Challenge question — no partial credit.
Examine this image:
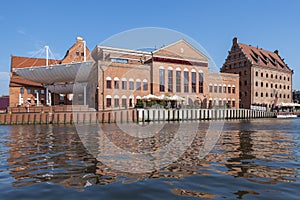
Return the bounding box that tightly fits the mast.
[45,45,49,66]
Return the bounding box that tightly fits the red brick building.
[12,39,239,111]
[91,40,239,110]
[9,36,90,108]
[221,37,293,110]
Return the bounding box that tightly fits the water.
[0,118,300,199]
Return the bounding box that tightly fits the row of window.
[105,95,137,108]
[255,71,290,81]
[208,99,236,108]
[208,84,236,94]
[228,52,243,61]
[159,68,204,93]
[106,77,148,91]
[226,61,247,69]
[255,81,290,90]
[20,88,45,95]
[255,92,290,99]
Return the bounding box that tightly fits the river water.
[0,118,299,199]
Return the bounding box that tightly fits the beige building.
[221,37,293,110]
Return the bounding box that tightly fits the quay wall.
[0,109,275,125]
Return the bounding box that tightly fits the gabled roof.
[238,43,292,73]
[153,40,209,62]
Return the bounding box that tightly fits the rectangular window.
[199,72,203,93]
[219,85,222,93]
[168,69,173,92]
[136,81,141,90]
[111,58,128,63]
[223,86,226,93]
[27,89,31,94]
[143,81,148,91]
[122,81,127,90]
[209,85,213,93]
[232,101,235,107]
[191,72,196,93]
[41,90,45,94]
[176,71,181,93]
[106,80,112,89]
[184,71,189,93]
[114,98,119,107]
[114,80,119,89]
[129,81,134,90]
[159,69,165,92]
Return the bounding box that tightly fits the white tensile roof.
[13,62,93,94]
[13,62,93,85]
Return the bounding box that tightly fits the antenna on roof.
[45,45,49,66]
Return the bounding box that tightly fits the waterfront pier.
[0,108,276,125]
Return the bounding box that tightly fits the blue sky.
[1,0,300,96]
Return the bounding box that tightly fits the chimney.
[274,50,279,55]
[233,37,238,44]
[76,36,84,42]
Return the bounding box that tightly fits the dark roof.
[238,43,292,73]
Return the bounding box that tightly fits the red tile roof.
[238,43,292,73]
[11,56,60,69]
[10,56,61,87]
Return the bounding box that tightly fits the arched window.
[114,95,119,107]
[136,79,141,90]
[106,77,112,89]
[122,78,127,90]
[114,77,120,89]
[106,95,112,107]
[121,95,127,107]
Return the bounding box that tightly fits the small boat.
[276,114,298,119]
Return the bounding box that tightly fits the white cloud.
[0,72,9,81]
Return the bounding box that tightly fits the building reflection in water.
[6,121,298,196]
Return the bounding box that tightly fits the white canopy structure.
[47,83,86,94]
[141,94,160,100]
[170,94,185,101]
[13,62,94,105]
[13,62,93,86]
[279,102,300,107]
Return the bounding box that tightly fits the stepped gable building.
[9,37,90,107]
[221,37,293,110]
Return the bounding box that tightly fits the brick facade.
[221,37,293,110]
[9,37,90,108]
